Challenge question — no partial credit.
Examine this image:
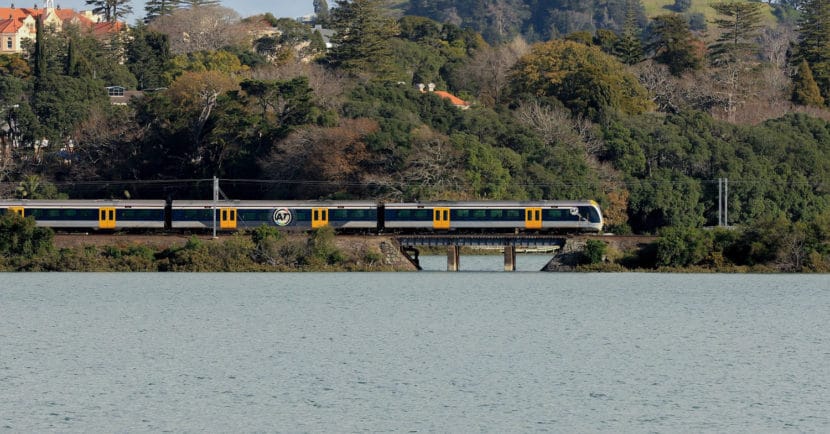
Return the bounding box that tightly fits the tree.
[709,1,763,66]
[510,39,653,120]
[126,23,171,90]
[708,1,763,121]
[0,212,53,259]
[646,14,702,76]
[314,0,330,21]
[85,0,134,23]
[34,16,46,81]
[793,0,830,101]
[614,0,644,65]
[326,0,399,77]
[461,38,528,106]
[144,0,180,22]
[149,5,245,55]
[259,118,377,198]
[792,59,824,106]
[178,0,220,6]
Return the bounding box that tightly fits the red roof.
[0,7,102,32]
[433,90,470,107]
[0,17,23,33]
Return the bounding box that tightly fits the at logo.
[273,208,292,226]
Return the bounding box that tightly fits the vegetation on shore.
[0,213,397,272]
[3,211,829,272]
[2,1,830,271]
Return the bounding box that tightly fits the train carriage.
[170,200,378,230]
[0,200,167,229]
[383,200,603,233]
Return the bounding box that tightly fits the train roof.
[383,200,599,208]
[171,200,379,207]
[0,199,166,206]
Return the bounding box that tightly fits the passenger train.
[0,199,604,233]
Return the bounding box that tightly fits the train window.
[490,210,503,219]
[506,210,521,219]
[414,210,429,220]
[332,209,348,220]
[47,209,60,218]
[443,210,449,220]
[397,210,411,219]
[456,209,469,219]
[472,210,486,219]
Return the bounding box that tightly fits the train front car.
[0,199,167,230]
[383,200,603,233]
[539,200,603,233]
[170,200,378,231]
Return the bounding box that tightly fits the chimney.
[417,83,425,92]
[428,83,435,92]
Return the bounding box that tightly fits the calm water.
[1,272,829,432]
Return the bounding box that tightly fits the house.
[106,86,144,105]
[417,83,471,109]
[0,1,115,55]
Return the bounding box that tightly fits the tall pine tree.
[709,1,763,66]
[85,0,134,23]
[327,0,399,77]
[794,0,830,101]
[144,0,179,22]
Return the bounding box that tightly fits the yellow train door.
[433,207,451,230]
[312,208,329,229]
[99,207,116,229]
[220,207,237,230]
[9,207,24,218]
[525,208,542,230]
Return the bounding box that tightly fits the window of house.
[6,38,11,49]
[107,87,125,97]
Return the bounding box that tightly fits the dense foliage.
[2,0,830,270]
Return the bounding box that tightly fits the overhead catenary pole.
[718,178,723,227]
[724,178,728,227]
[213,176,218,238]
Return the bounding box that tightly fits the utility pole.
[717,178,729,227]
[213,176,218,238]
[718,178,723,227]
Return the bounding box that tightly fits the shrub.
[582,239,607,264]
[0,212,54,259]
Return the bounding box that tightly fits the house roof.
[0,16,22,33]
[433,90,470,107]
[0,7,104,33]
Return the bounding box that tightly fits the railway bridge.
[395,234,572,271]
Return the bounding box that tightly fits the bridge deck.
[395,234,568,247]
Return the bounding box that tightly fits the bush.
[582,239,607,264]
[655,227,713,267]
[0,212,54,259]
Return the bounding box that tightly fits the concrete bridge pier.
[504,246,516,271]
[447,245,460,271]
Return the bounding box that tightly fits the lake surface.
[1,272,828,432]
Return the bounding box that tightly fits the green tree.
[655,226,712,267]
[510,39,652,120]
[314,0,330,21]
[144,0,179,22]
[326,0,400,77]
[0,212,54,259]
[34,17,46,81]
[614,0,644,65]
[85,0,134,23]
[792,59,825,106]
[646,14,702,76]
[709,1,763,66]
[126,23,171,90]
[794,0,830,100]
